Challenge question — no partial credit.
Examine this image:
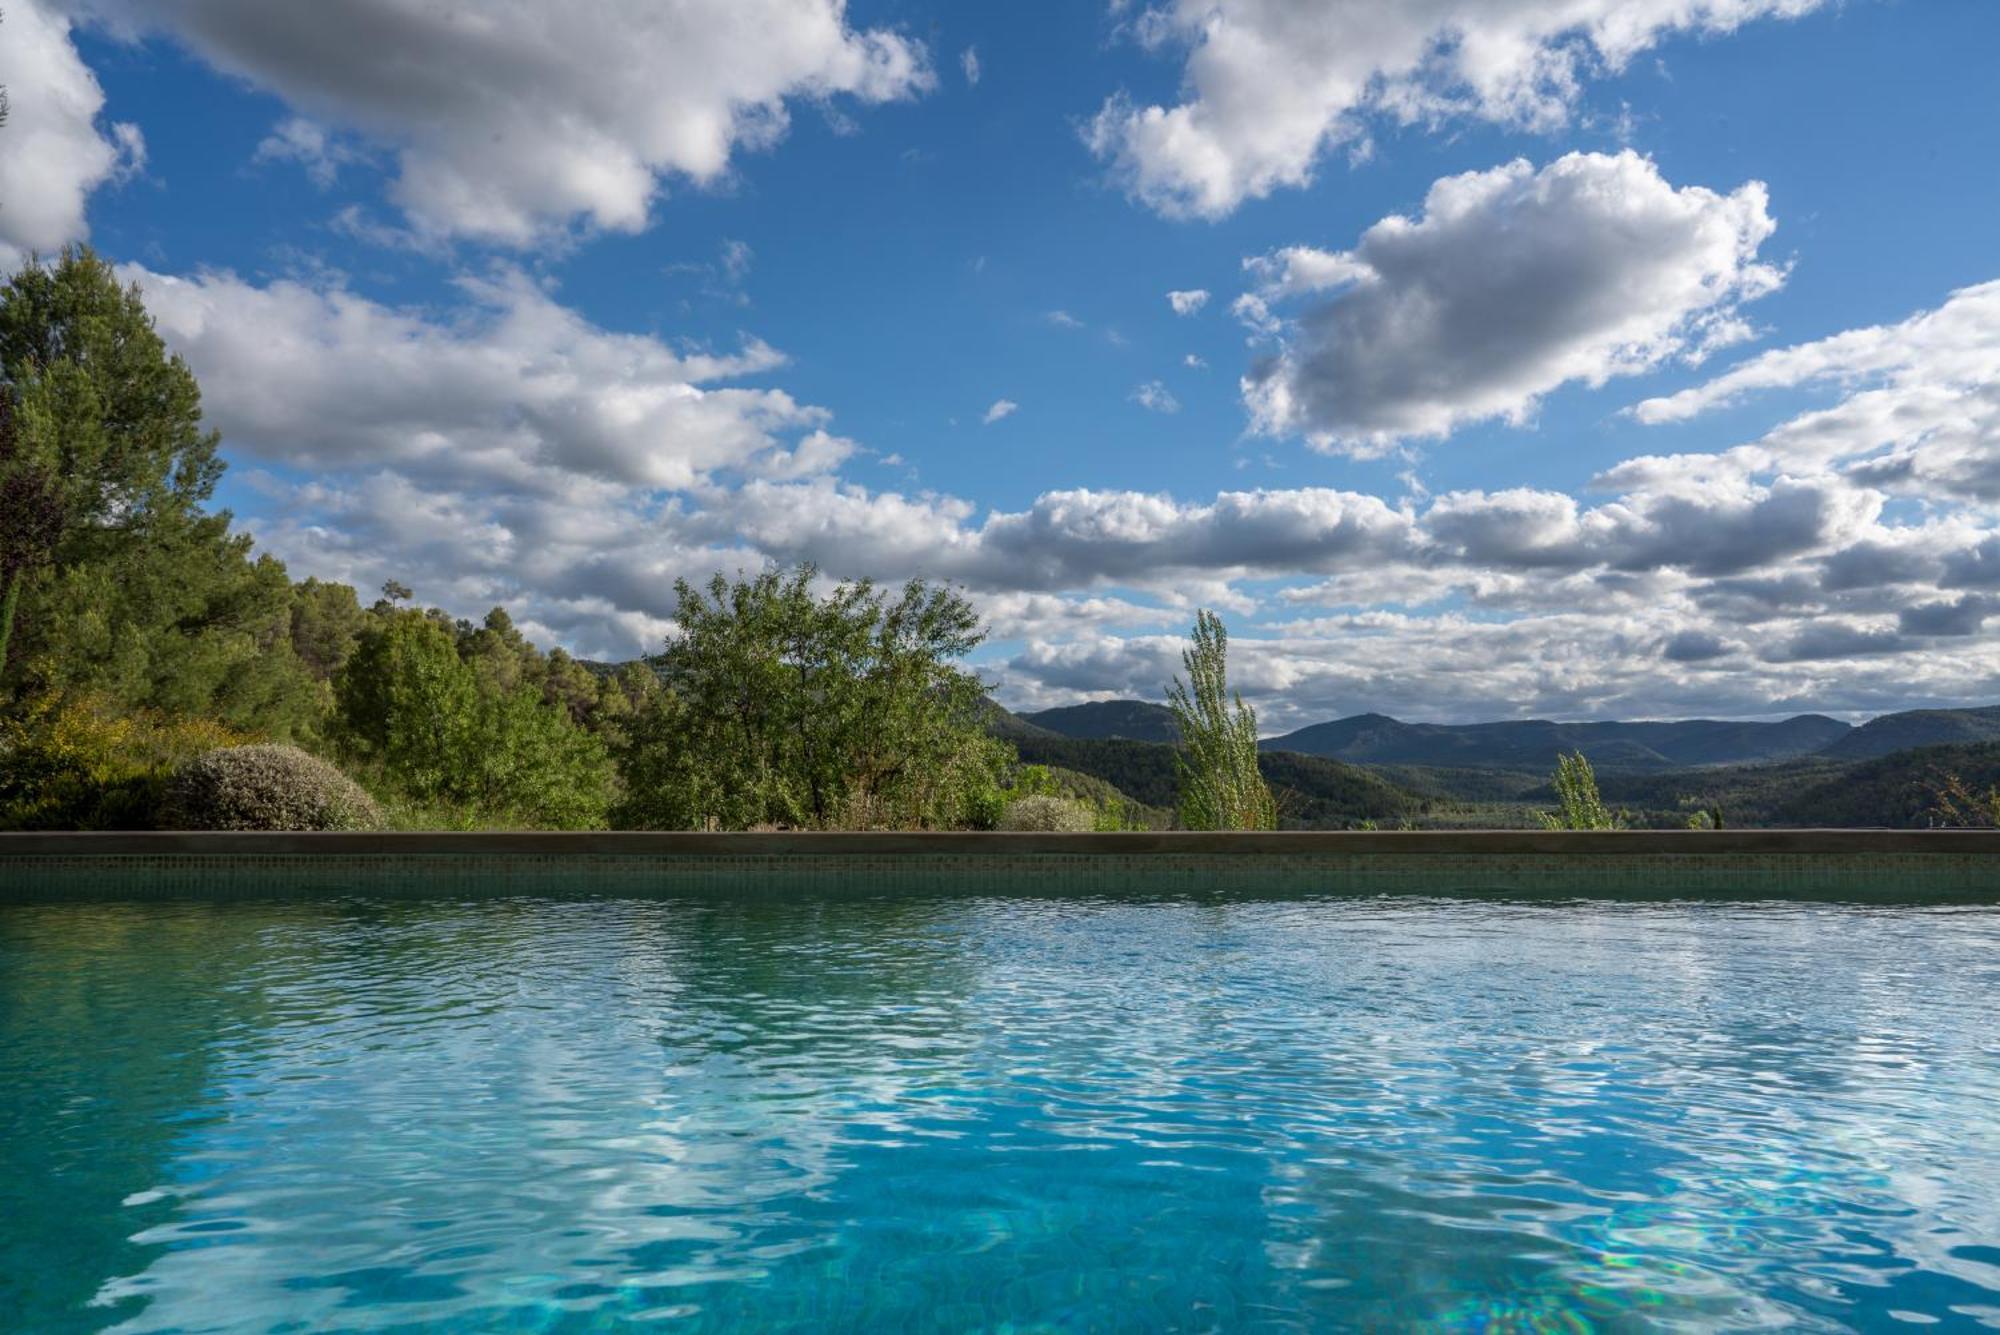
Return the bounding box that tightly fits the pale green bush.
[163,745,383,831]
[998,794,1095,832]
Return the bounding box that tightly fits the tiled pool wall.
[4,831,1999,901]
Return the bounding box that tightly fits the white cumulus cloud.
[1167,288,1210,316]
[1241,151,1782,452]
[0,0,145,264]
[1630,280,2000,503]
[982,399,1019,424]
[1087,0,1825,219]
[72,0,932,245]
[125,264,839,492]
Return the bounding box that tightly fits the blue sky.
[4,0,1997,725]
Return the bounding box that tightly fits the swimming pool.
[5,890,1998,1331]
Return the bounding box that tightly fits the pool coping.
[4,829,1999,856]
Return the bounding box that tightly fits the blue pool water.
[4,894,1999,1332]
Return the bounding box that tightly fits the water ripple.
[3,896,1998,1331]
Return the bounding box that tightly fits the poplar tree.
[1166,610,1277,831]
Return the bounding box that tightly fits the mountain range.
[1015,701,2000,772]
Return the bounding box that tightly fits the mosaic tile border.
[5,832,1998,902]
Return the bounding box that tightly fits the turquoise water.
[4,895,1999,1332]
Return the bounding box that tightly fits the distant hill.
[1019,700,1179,744]
[1004,732,1426,828]
[1261,713,1850,772]
[981,699,1062,742]
[1815,706,2000,761]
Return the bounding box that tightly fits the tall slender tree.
[1166,610,1276,831]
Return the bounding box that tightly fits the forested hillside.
[1006,731,1427,828]
[1817,707,2000,761]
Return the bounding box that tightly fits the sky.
[2,0,1997,728]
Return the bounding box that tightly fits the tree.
[333,612,612,828]
[1166,610,1276,831]
[335,615,480,802]
[616,565,1008,830]
[0,390,63,675]
[1538,751,1621,830]
[0,249,323,734]
[0,248,224,535]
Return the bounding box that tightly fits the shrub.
[162,744,383,831]
[0,694,244,829]
[998,794,1095,832]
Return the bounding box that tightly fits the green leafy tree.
[617,565,1008,830]
[335,615,481,802]
[1166,610,1277,831]
[334,612,613,828]
[0,390,64,675]
[1538,751,1621,830]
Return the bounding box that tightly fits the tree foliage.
[0,249,326,732]
[1166,610,1276,831]
[1537,751,1621,830]
[617,566,1007,830]
[334,613,612,829]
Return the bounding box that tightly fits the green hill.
[1263,712,1851,772]
[1815,706,2000,761]
[1019,700,1180,743]
[1004,732,1427,828]
[1772,742,2000,827]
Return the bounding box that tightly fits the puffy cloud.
[111,261,1994,718]
[982,399,1019,425]
[1087,0,1823,219]
[1631,280,2000,503]
[1899,597,1996,639]
[1130,381,1181,414]
[1764,621,1908,663]
[125,264,835,492]
[1167,288,1210,316]
[1241,152,1781,452]
[0,0,145,263]
[999,605,1994,727]
[961,46,981,86]
[73,0,931,244]
[253,117,362,189]
[1662,630,1733,663]
[700,483,1423,596]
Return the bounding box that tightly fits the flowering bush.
[0,695,244,829]
[162,745,383,831]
